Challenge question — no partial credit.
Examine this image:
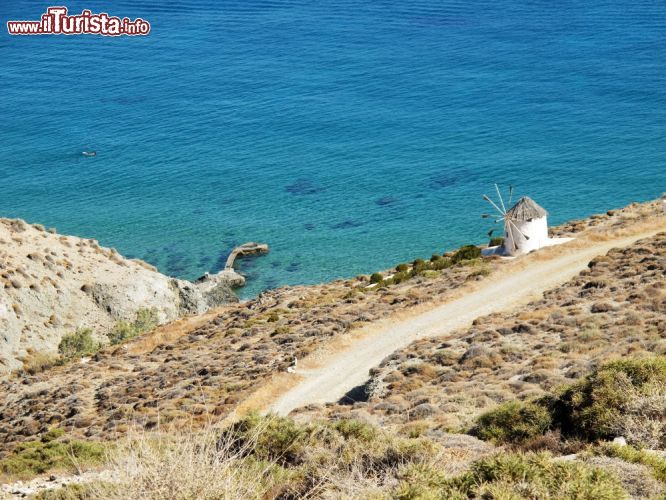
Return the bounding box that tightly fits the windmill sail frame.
[482,185,548,256]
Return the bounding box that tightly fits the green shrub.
[395,263,410,272]
[435,452,627,499]
[489,236,504,247]
[391,271,410,285]
[107,308,159,345]
[473,400,552,444]
[34,483,102,500]
[106,321,135,345]
[451,245,482,264]
[0,430,106,478]
[370,272,384,284]
[133,308,159,332]
[224,413,326,466]
[473,358,666,448]
[555,358,666,442]
[332,419,377,442]
[410,260,432,276]
[431,257,452,270]
[223,413,435,475]
[58,328,99,360]
[430,254,442,262]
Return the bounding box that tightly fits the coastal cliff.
[0,218,240,375]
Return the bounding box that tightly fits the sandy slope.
[270,223,665,416]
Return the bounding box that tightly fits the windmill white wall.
[500,196,550,256]
[503,215,549,255]
[482,190,573,258]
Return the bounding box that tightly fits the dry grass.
[232,373,303,419]
[82,413,489,499]
[127,308,227,356]
[42,414,627,500]
[93,426,271,499]
[21,351,58,375]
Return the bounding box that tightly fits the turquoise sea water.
[2,1,665,297]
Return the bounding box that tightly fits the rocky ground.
[0,199,663,499]
[0,218,240,375]
[293,231,666,437]
[0,200,660,454]
[0,246,502,455]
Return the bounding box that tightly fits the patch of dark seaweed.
[332,220,364,230]
[285,179,324,195]
[375,196,399,206]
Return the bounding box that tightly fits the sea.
[2,0,665,298]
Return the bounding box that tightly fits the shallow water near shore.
[2,0,665,297]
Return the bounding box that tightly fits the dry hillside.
[0,200,660,457]
[294,231,666,435]
[0,219,239,375]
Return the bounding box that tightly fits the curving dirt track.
[270,223,666,416]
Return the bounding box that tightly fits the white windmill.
[482,185,550,256]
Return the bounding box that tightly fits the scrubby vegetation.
[370,272,384,284]
[34,483,101,500]
[473,357,666,449]
[57,328,99,360]
[556,358,666,447]
[0,206,662,494]
[451,244,482,264]
[21,352,59,375]
[0,428,106,479]
[92,414,440,498]
[223,412,435,473]
[370,243,485,288]
[591,443,666,484]
[0,237,504,455]
[63,415,627,499]
[308,232,666,444]
[472,400,553,444]
[107,308,159,345]
[20,308,159,375]
[396,452,627,499]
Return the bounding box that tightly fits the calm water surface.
[2,1,665,296]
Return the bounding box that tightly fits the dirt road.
[270,224,665,416]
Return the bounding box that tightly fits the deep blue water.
[2,1,665,297]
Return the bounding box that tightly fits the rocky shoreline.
[0,219,260,375]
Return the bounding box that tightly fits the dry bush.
[395,451,627,499]
[21,352,59,375]
[94,426,271,500]
[611,383,666,449]
[557,358,666,445]
[94,414,443,499]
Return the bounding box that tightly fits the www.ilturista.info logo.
[7,6,151,36]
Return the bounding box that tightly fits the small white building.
[502,196,549,256]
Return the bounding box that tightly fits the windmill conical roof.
[505,196,547,221]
